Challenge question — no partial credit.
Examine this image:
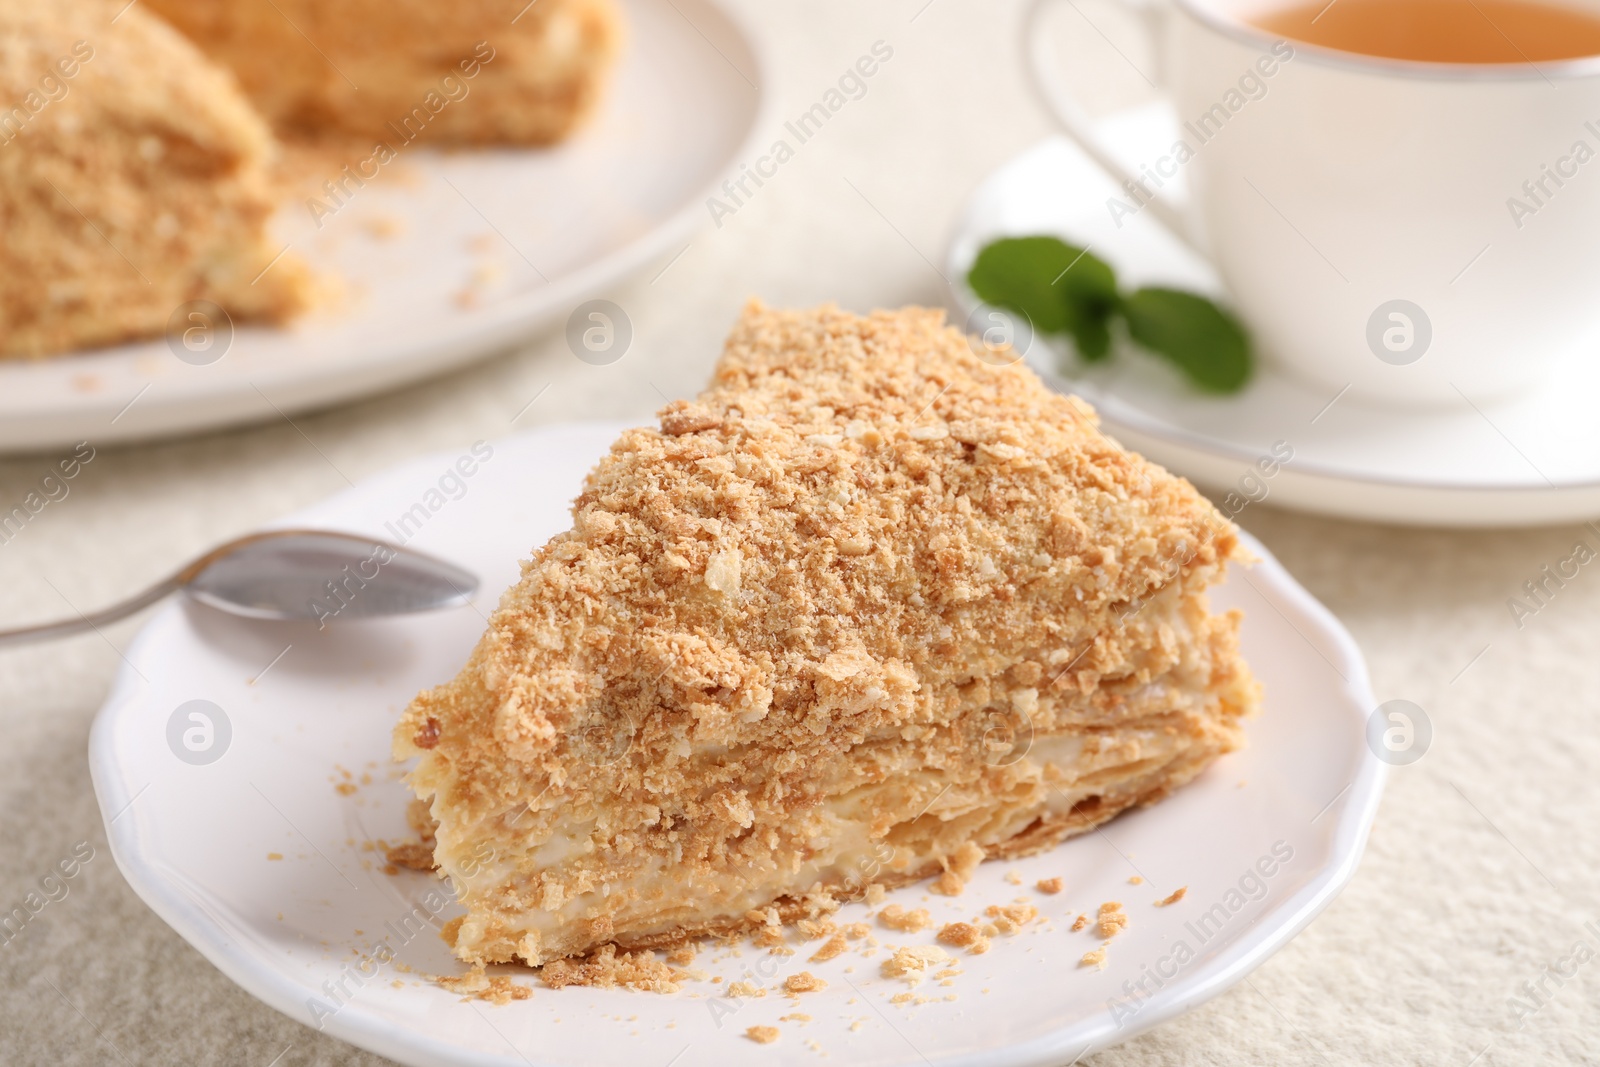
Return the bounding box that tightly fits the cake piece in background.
[0,0,312,359]
[144,0,622,146]
[396,301,1260,967]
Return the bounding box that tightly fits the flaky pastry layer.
[145,0,621,146]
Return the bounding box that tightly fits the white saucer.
[0,0,768,453]
[90,421,1384,1067]
[946,113,1600,527]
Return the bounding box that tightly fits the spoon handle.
[0,578,179,648]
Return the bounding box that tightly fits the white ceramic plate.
[946,109,1600,526]
[1,0,768,453]
[90,421,1385,1067]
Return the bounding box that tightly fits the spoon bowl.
[0,529,480,647]
[182,531,478,622]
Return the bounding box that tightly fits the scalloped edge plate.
[1,0,771,452]
[90,421,1385,1066]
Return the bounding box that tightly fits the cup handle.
[1022,0,1201,253]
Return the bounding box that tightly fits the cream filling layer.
[446,714,1213,963]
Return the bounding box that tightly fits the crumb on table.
[1035,877,1063,895]
[746,1025,780,1045]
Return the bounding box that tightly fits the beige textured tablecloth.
[3,2,1598,1063]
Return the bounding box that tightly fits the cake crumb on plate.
[878,905,933,933]
[810,934,848,962]
[936,921,991,955]
[985,903,1038,934]
[784,972,827,994]
[435,966,532,1004]
[1097,902,1128,939]
[881,945,952,983]
[540,944,683,994]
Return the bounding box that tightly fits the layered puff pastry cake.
[144,0,622,146]
[396,302,1260,968]
[1,0,618,359]
[0,0,311,359]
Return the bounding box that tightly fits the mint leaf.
[1122,287,1253,393]
[967,238,1254,392]
[1053,247,1119,363]
[968,236,1119,361]
[1064,298,1115,362]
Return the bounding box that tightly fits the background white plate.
[0,0,768,453]
[946,111,1600,527]
[90,422,1385,1067]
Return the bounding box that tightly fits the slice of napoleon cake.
[395,301,1260,967]
[0,0,312,358]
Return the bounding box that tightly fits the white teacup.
[1026,0,1600,407]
